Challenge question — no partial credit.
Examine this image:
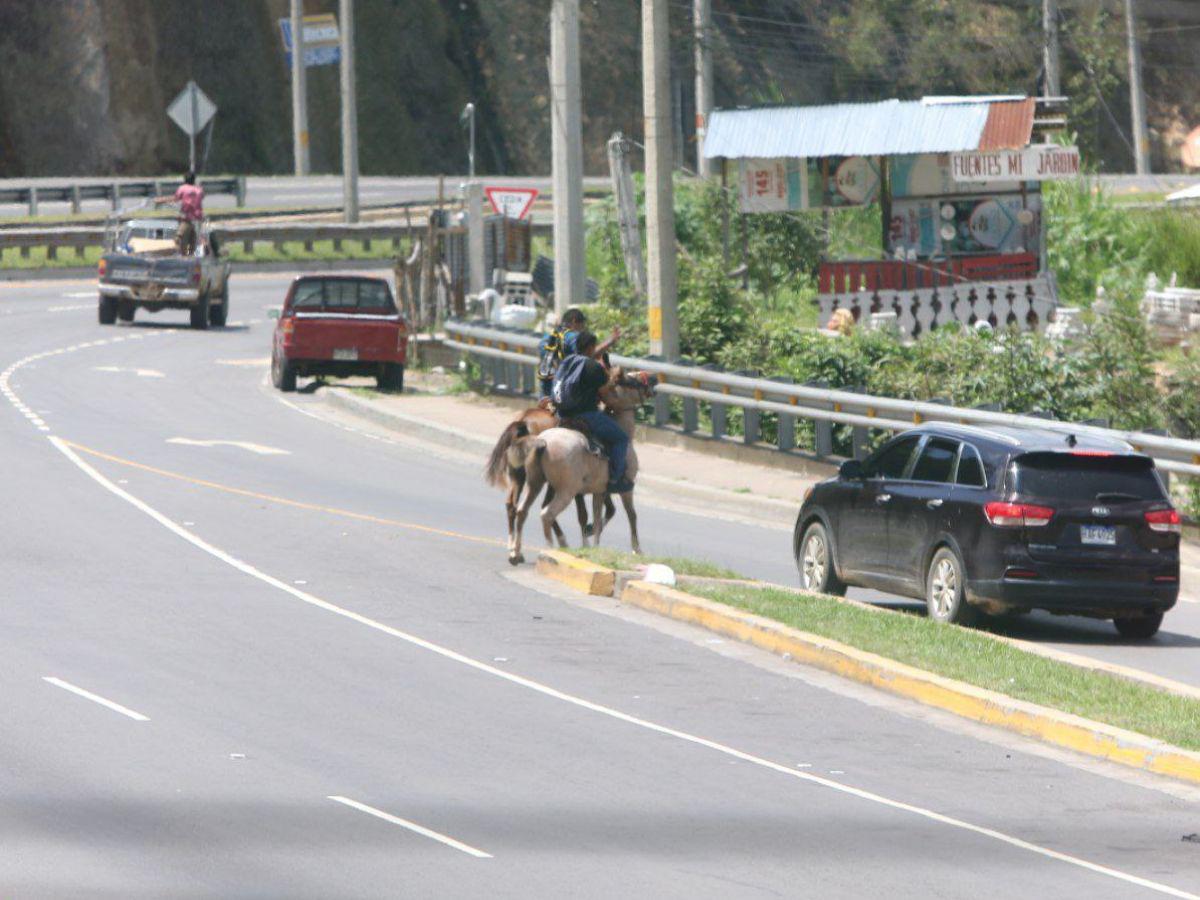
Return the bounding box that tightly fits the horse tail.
[485,419,529,488]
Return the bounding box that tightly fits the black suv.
[794,424,1181,638]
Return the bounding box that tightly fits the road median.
[536,548,1200,786]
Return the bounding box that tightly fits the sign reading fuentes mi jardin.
[950,145,1081,182]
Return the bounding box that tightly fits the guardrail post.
[770,375,796,451]
[236,176,247,207]
[520,357,535,395]
[1145,428,1172,491]
[807,379,834,457]
[643,355,670,426]
[333,237,343,252]
[850,385,870,459]
[110,183,121,212]
[70,185,82,214]
[735,369,761,445]
[28,187,38,217]
[677,359,698,433]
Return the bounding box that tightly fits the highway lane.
[1,276,1199,897]
[0,175,611,219]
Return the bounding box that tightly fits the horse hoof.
[508,553,524,566]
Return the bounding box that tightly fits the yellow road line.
[62,439,503,548]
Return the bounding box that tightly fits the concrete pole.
[291,0,310,176]
[1125,0,1151,174]
[466,181,486,296]
[643,0,679,360]
[1042,0,1060,97]
[693,0,713,177]
[340,0,360,222]
[550,0,585,314]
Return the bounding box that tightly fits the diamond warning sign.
[485,187,539,220]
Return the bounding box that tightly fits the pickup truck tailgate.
[290,312,405,362]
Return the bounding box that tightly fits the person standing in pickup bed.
[154,171,204,256]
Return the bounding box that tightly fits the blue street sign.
[279,15,341,68]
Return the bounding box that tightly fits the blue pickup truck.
[97,218,231,330]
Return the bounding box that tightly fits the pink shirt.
[174,184,205,222]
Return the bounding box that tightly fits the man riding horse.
[550,329,635,496]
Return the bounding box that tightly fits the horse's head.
[600,366,657,412]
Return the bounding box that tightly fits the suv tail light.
[281,317,295,339]
[1145,508,1182,534]
[97,259,108,277]
[984,501,1055,527]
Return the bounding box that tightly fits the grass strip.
[568,547,744,580]
[687,581,1200,751]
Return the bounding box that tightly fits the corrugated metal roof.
[978,99,1035,151]
[703,97,1030,160]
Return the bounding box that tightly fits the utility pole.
[291,0,310,176]
[1042,0,1060,97]
[550,0,584,314]
[1125,0,1151,174]
[606,133,647,297]
[340,0,360,222]
[693,0,713,177]
[461,102,477,179]
[644,0,679,360]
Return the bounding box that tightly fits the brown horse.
[486,404,612,551]
[505,369,653,565]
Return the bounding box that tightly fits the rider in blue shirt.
[554,330,633,495]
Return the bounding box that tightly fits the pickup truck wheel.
[272,352,297,392]
[117,301,135,323]
[377,364,405,393]
[98,296,117,325]
[190,291,210,330]
[208,281,228,327]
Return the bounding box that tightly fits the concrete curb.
[536,550,616,596]
[616,579,1200,786]
[534,549,1200,786]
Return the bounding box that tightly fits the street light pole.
[291,0,310,176]
[1125,0,1151,174]
[462,102,476,179]
[339,0,359,222]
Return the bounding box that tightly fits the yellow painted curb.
[536,550,616,597]
[620,580,1200,786]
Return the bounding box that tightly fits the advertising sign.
[950,145,1081,182]
[279,13,341,67]
[890,195,1041,258]
[738,158,809,213]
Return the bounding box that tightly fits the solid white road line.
[43,677,150,722]
[327,796,492,858]
[46,434,1198,899]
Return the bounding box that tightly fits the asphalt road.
[2,274,1199,898]
[0,175,611,219]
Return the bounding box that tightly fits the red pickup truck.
[270,275,408,392]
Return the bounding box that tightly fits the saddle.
[557,417,608,460]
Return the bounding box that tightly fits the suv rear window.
[1011,453,1166,502]
[911,438,959,483]
[292,279,396,312]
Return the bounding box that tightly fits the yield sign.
[485,187,539,220]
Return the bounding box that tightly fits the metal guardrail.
[0,177,245,216]
[0,218,551,262]
[444,318,1200,478]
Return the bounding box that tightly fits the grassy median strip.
[686,581,1200,751]
[569,547,744,580]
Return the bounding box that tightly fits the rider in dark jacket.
[553,330,633,494]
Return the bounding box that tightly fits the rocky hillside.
[1,0,1198,178]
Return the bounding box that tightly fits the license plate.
[332,348,358,361]
[1081,524,1117,546]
